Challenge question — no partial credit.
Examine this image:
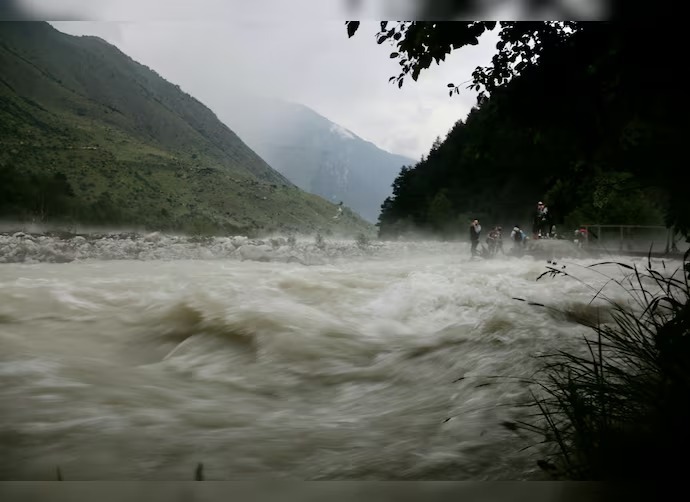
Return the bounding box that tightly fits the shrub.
[515,250,690,480]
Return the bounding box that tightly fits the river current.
[0,232,675,480]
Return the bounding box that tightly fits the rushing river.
[0,232,678,480]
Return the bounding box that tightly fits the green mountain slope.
[0,22,372,236]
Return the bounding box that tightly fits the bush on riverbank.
[519,251,690,480]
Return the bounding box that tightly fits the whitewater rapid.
[0,233,677,480]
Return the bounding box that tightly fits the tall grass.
[518,249,690,480]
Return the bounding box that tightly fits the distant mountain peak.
[328,123,357,141]
[220,96,415,223]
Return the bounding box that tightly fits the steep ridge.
[0,22,372,236]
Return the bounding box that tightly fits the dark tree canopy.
[347,22,687,238]
[346,21,579,97]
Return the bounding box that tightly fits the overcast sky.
[40,2,502,159]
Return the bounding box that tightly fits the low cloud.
[50,17,497,159]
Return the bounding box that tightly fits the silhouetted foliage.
[516,253,690,480]
[347,21,577,98]
[353,22,685,238]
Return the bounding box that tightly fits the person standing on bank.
[469,219,482,257]
[533,201,549,238]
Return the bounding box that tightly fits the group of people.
[468,201,552,258]
[469,219,528,258]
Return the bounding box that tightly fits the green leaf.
[447,83,455,88]
[390,52,399,58]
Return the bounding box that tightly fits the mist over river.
[0,232,675,480]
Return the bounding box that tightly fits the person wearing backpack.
[511,225,526,251]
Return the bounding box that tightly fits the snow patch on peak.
[330,123,355,140]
